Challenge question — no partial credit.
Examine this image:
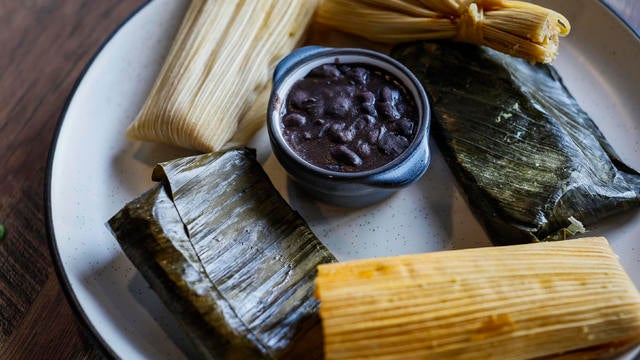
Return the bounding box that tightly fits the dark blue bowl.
[267,46,431,207]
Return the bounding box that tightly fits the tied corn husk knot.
[316,0,571,63]
[455,1,485,45]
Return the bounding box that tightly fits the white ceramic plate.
[47,0,640,358]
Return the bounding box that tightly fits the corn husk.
[316,0,571,63]
[126,0,316,152]
[315,237,640,359]
[224,85,271,149]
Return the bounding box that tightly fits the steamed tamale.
[126,0,317,152]
[392,41,640,244]
[315,237,640,360]
[317,0,571,63]
[108,149,336,359]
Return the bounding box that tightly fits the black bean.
[346,67,369,85]
[281,62,419,172]
[339,127,355,143]
[362,103,376,116]
[309,64,341,78]
[302,97,324,117]
[395,101,407,115]
[367,126,381,144]
[326,96,351,117]
[380,86,400,104]
[282,113,306,127]
[338,64,351,73]
[350,118,367,132]
[378,132,409,156]
[357,91,377,115]
[376,125,387,144]
[357,91,375,105]
[356,141,372,157]
[331,145,363,167]
[288,89,309,110]
[318,123,331,138]
[395,118,415,137]
[362,114,377,125]
[329,122,355,143]
[377,101,400,121]
[284,130,302,149]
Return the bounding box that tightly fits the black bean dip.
[281,62,419,172]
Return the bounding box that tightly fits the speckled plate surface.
[47,0,640,358]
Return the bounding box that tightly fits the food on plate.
[225,85,272,149]
[126,0,317,152]
[281,62,420,172]
[108,149,336,359]
[392,41,640,244]
[268,46,431,207]
[317,0,571,64]
[315,237,640,360]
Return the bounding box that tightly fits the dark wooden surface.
[0,1,145,359]
[0,1,637,359]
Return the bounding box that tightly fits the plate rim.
[43,1,640,358]
[599,0,640,38]
[44,1,153,358]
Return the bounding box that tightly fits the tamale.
[391,41,640,244]
[317,0,570,63]
[315,237,640,360]
[108,149,336,359]
[224,85,271,149]
[126,0,317,152]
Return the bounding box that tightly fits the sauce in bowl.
[281,63,419,172]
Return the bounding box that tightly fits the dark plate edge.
[43,0,640,359]
[44,1,152,358]
[599,0,640,38]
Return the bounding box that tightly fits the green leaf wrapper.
[108,148,336,359]
[392,42,640,244]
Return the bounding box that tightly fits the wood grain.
[0,0,637,358]
[0,0,144,358]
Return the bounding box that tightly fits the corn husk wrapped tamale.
[317,0,570,63]
[126,0,317,152]
[108,149,336,359]
[391,41,640,244]
[315,237,640,360]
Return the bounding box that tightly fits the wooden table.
[0,1,637,358]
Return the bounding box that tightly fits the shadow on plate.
[110,140,199,196]
[82,252,199,359]
[280,139,492,260]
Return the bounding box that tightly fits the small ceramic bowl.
[267,46,431,207]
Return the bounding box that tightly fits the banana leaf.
[392,42,640,245]
[108,148,336,359]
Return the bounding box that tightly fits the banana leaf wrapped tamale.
[108,148,336,359]
[392,42,640,244]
